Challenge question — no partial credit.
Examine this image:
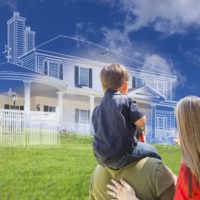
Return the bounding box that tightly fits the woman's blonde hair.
[175,96,200,183]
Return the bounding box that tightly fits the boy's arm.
[134,115,146,128]
[134,116,146,142]
[127,98,146,128]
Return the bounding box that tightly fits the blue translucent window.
[136,77,146,87]
[156,117,166,130]
[156,81,166,96]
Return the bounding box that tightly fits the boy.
[92,64,161,169]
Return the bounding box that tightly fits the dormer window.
[132,76,146,88]
[155,81,166,96]
[136,77,146,87]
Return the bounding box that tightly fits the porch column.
[23,80,31,112]
[57,92,64,122]
[90,96,95,120]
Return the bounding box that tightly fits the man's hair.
[175,96,200,183]
[100,64,129,91]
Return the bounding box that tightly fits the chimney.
[13,12,19,17]
[26,26,31,31]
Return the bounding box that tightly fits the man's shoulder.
[125,157,162,172]
[95,157,163,175]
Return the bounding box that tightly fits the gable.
[128,86,166,102]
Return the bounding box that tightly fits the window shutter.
[44,61,48,75]
[59,64,63,80]
[132,76,136,88]
[88,110,90,122]
[74,66,79,87]
[89,68,92,88]
[75,109,79,123]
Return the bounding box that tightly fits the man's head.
[100,64,129,94]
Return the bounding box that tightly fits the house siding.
[19,48,177,144]
[20,51,36,71]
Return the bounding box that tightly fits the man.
[89,157,176,200]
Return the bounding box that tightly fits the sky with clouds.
[0,0,200,100]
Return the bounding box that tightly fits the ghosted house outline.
[0,12,177,144]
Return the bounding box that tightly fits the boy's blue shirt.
[92,89,145,162]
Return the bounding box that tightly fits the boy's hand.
[134,116,146,128]
[138,133,146,143]
[136,128,146,143]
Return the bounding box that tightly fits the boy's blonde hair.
[175,96,200,183]
[100,64,129,91]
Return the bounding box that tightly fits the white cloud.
[118,0,200,34]
[0,0,17,10]
[142,54,173,73]
[142,54,186,89]
[76,22,96,35]
[185,49,200,67]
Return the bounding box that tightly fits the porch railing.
[0,109,59,146]
[154,129,178,144]
[60,122,91,135]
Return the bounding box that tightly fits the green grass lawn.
[0,134,181,200]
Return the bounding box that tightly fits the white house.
[0,12,177,145]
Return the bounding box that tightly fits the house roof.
[0,62,67,91]
[35,35,176,78]
[0,62,40,75]
[128,85,166,102]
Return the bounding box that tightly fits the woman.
[107,96,200,200]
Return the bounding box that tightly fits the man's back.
[89,157,176,200]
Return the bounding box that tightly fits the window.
[136,77,146,87]
[156,81,166,96]
[4,104,9,109]
[49,62,58,78]
[132,76,146,88]
[4,104,23,110]
[43,105,56,112]
[75,109,90,124]
[79,110,89,124]
[43,60,63,80]
[49,107,56,112]
[79,67,89,86]
[156,117,166,130]
[74,66,92,88]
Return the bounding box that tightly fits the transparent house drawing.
[0,12,178,145]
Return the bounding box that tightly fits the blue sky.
[0,0,200,100]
